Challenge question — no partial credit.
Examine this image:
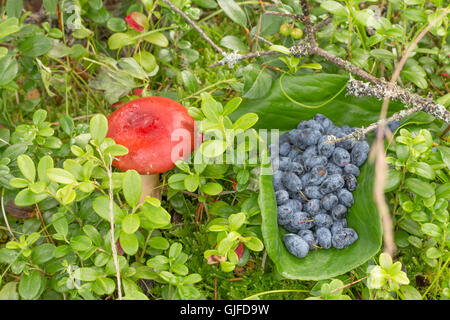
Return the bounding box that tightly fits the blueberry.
[313,213,333,229]
[331,204,347,220]
[319,174,345,195]
[289,190,307,202]
[343,174,357,191]
[275,190,289,205]
[301,145,318,160]
[335,132,356,150]
[282,172,303,192]
[288,161,304,176]
[304,186,323,199]
[298,120,324,134]
[305,155,328,170]
[279,142,292,156]
[326,163,343,175]
[309,165,328,186]
[332,228,358,249]
[298,229,317,250]
[332,147,351,167]
[338,189,354,207]
[331,219,347,234]
[351,141,370,167]
[341,125,353,135]
[283,234,310,258]
[343,164,360,177]
[316,227,332,249]
[288,211,314,232]
[305,199,321,215]
[273,171,284,191]
[318,135,335,158]
[328,125,343,136]
[300,172,311,187]
[314,114,333,131]
[278,157,291,171]
[388,120,401,133]
[321,193,338,211]
[288,148,300,160]
[288,129,307,149]
[286,199,303,212]
[279,132,290,145]
[277,204,293,225]
[298,129,321,146]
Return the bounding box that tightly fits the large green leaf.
[252,73,386,279]
[231,73,404,130]
[259,160,382,280]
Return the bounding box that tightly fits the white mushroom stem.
[140,174,161,203]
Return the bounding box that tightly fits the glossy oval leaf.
[259,160,382,280]
[231,73,404,130]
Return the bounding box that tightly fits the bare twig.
[265,10,304,22]
[160,0,226,55]
[1,189,15,241]
[107,154,122,300]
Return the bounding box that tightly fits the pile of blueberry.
[270,114,370,259]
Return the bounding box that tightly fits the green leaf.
[0,282,18,300]
[200,182,223,195]
[31,243,55,265]
[73,267,99,282]
[17,155,36,182]
[119,231,139,255]
[229,212,246,231]
[169,242,183,259]
[123,170,142,208]
[220,35,247,52]
[401,285,422,300]
[122,214,140,234]
[108,33,134,50]
[59,115,74,136]
[133,51,156,72]
[223,97,242,116]
[384,169,402,192]
[242,237,264,251]
[181,70,198,93]
[6,0,23,18]
[184,174,199,192]
[19,270,43,300]
[321,1,348,17]
[404,178,434,198]
[107,17,127,32]
[14,188,47,206]
[94,277,116,295]
[200,140,226,158]
[407,162,435,180]
[90,114,108,144]
[183,273,202,285]
[144,32,168,47]
[260,159,382,279]
[437,146,450,170]
[92,196,123,222]
[46,168,77,184]
[0,17,20,40]
[70,235,92,252]
[217,0,247,27]
[242,64,272,99]
[148,237,169,250]
[0,55,18,86]
[139,202,171,229]
[19,35,52,57]
[201,93,221,122]
[421,223,441,238]
[232,113,258,131]
[231,74,404,130]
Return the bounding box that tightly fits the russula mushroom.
[107,96,195,203]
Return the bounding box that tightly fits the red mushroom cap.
[107,96,195,174]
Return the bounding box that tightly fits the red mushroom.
[107,97,195,202]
